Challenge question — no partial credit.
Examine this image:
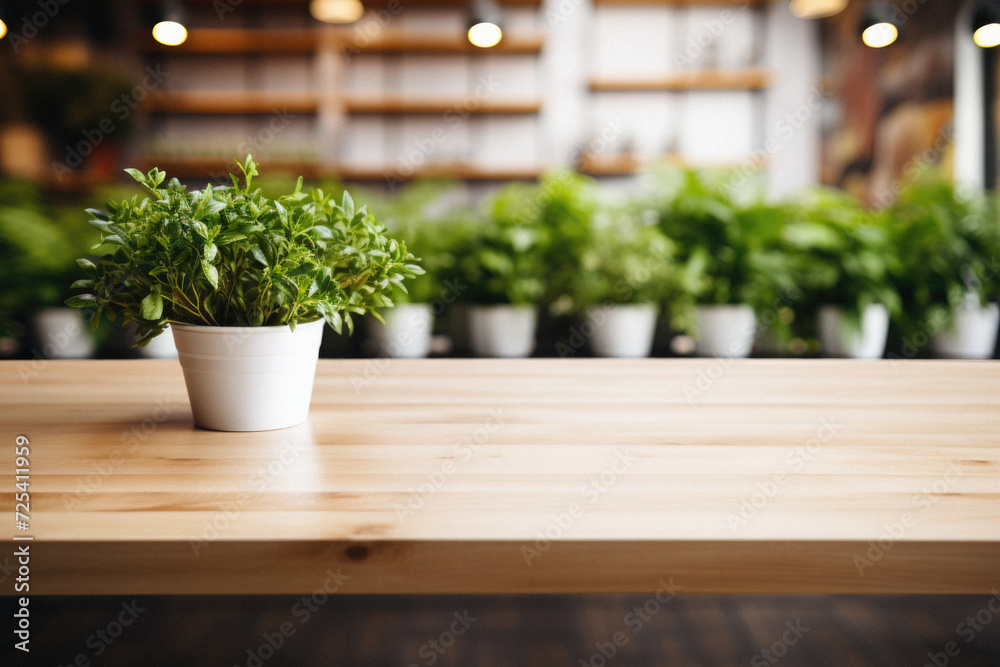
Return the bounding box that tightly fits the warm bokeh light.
[974,23,1000,48]
[0,20,7,40]
[789,0,848,19]
[310,0,364,24]
[152,20,188,46]
[862,22,898,48]
[468,22,502,48]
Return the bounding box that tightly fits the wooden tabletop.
[2,359,998,595]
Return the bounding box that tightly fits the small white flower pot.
[136,323,179,359]
[932,302,1000,359]
[693,304,756,358]
[33,307,94,359]
[817,304,889,359]
[368,304,434,359]
[172,320,325,431]
[468,305,537,358]
[586,304,658,358]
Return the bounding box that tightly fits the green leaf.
[140,291,164,320]
[317,302,343,334]
[273,274,300,300]
[124,168,146,184]
[76,258,97,272]
[202,261,220,289]
[70,279,95,289]
[250,246,268,266]
[342,191,355,219]
[65,294,96,308]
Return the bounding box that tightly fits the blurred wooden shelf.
[133,158,542,182]
[341,97,542,115]
[141,29,318,54]
[344,32,545,54]
[592,0,772,5]
[576,153,644,175]
[176,0,540,4]
[145,91,319,114]
[136,157,323,179]
[577,152,768,175]
[336,163,544,181]
[589,68,770,92]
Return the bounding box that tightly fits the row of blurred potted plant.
[370,166,1000,360]
[2,164,998,360]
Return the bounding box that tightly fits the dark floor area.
[4,594,1000,667]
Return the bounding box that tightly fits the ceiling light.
[310,0,364,24]
[789,0,848,20]
[151,2,188,47]
[153,21,187,46]
[468,0,503,48]
[973,0,1000,48]
[859,1,899,48]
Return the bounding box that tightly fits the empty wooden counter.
[2,359,998,595]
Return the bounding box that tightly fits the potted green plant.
[781,188,901,359]
[889,174,1000,359]
[566,203,677,357]
[67,156,421,430]
[648,167,787,357]
[362,181,463,358]
[0,180,100,358]
[457,181,550,358]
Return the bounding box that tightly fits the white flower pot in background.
[931,302,1000,359]
[369,303,434,359]
[693,304,756,358]
[468,305,537,358]
[172,319,325,431]
[817,304,889,359]
[136,323,179,359]
[33,307,94,359]
[587,304,658,358]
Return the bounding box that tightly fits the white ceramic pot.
[468,305,537,358]
[33,307,94,359]
[172,320,325,431]
[587,304,658,358]
[817,304,889,359]
[693,304,756,358]
[136,324,179,359]
[369,303,434,359]
[931,302,1000,359]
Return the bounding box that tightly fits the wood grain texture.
[1,359,998,595]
